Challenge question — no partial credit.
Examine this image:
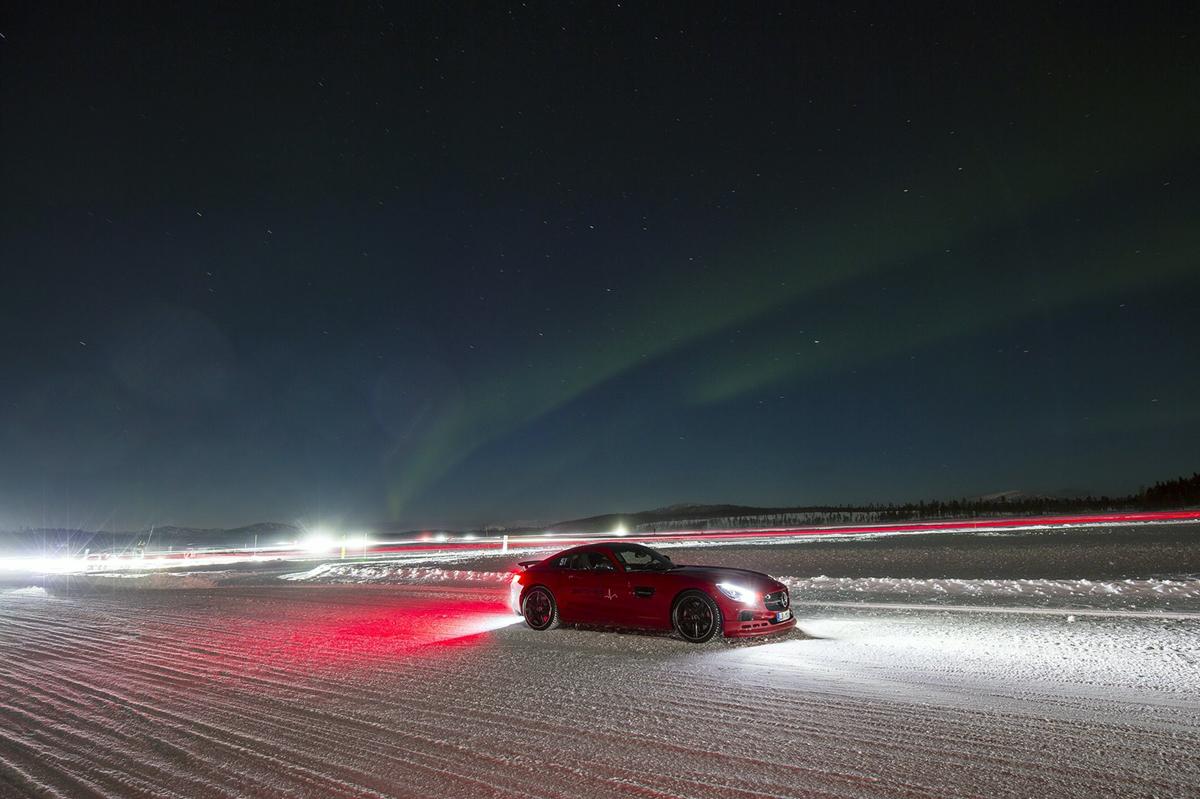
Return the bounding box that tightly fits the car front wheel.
[521,586,561,631]
[672,590,723,643]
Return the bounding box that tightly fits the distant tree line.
[1139,472,1200,509]
[647,511,883,532]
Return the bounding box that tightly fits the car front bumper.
[723,612,796,638]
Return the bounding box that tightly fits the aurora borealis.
[1,4,1197,529]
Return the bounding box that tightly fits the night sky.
[1,4,1198,530]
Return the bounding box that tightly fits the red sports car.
[510,542,794,643]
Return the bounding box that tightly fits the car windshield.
[610,545,674,572]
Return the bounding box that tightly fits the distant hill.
[546,503,888,534]
[545,471,1200,533]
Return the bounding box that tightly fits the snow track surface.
[0,584,1198,798]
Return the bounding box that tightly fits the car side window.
[610,545,672,571]
[564,553,588,570]
[584,552,615,572]
[614,547,653,568]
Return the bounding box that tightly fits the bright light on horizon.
[0,555,80,574]
[302,529,337,553]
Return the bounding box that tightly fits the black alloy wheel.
[672,590,723,643]
[521,587,560,631]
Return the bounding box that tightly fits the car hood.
[666,565,784,592]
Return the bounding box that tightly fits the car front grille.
[764,590,789,611]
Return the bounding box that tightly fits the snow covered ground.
[1,573,1198,798]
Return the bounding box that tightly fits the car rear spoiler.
[517,560,540,569]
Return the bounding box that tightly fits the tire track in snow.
[2,595,907,791]
[0,655,548,799]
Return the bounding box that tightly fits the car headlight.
[715,582,757,604]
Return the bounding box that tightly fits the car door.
[561,551,602,621]
[617,570,674,627]
[606,546,674,628]
[584,550,629,624]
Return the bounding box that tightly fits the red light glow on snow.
[205,593,522,676]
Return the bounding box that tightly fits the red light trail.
[4,510,1198,575]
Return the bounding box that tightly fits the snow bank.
[280,562,512,584]
[3,586,47,597]
[280,561,1200,606]
[783,575,1200,606]
[59,572,225,590]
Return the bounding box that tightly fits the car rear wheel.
[672,590,722,643]
[521,586,561,631]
